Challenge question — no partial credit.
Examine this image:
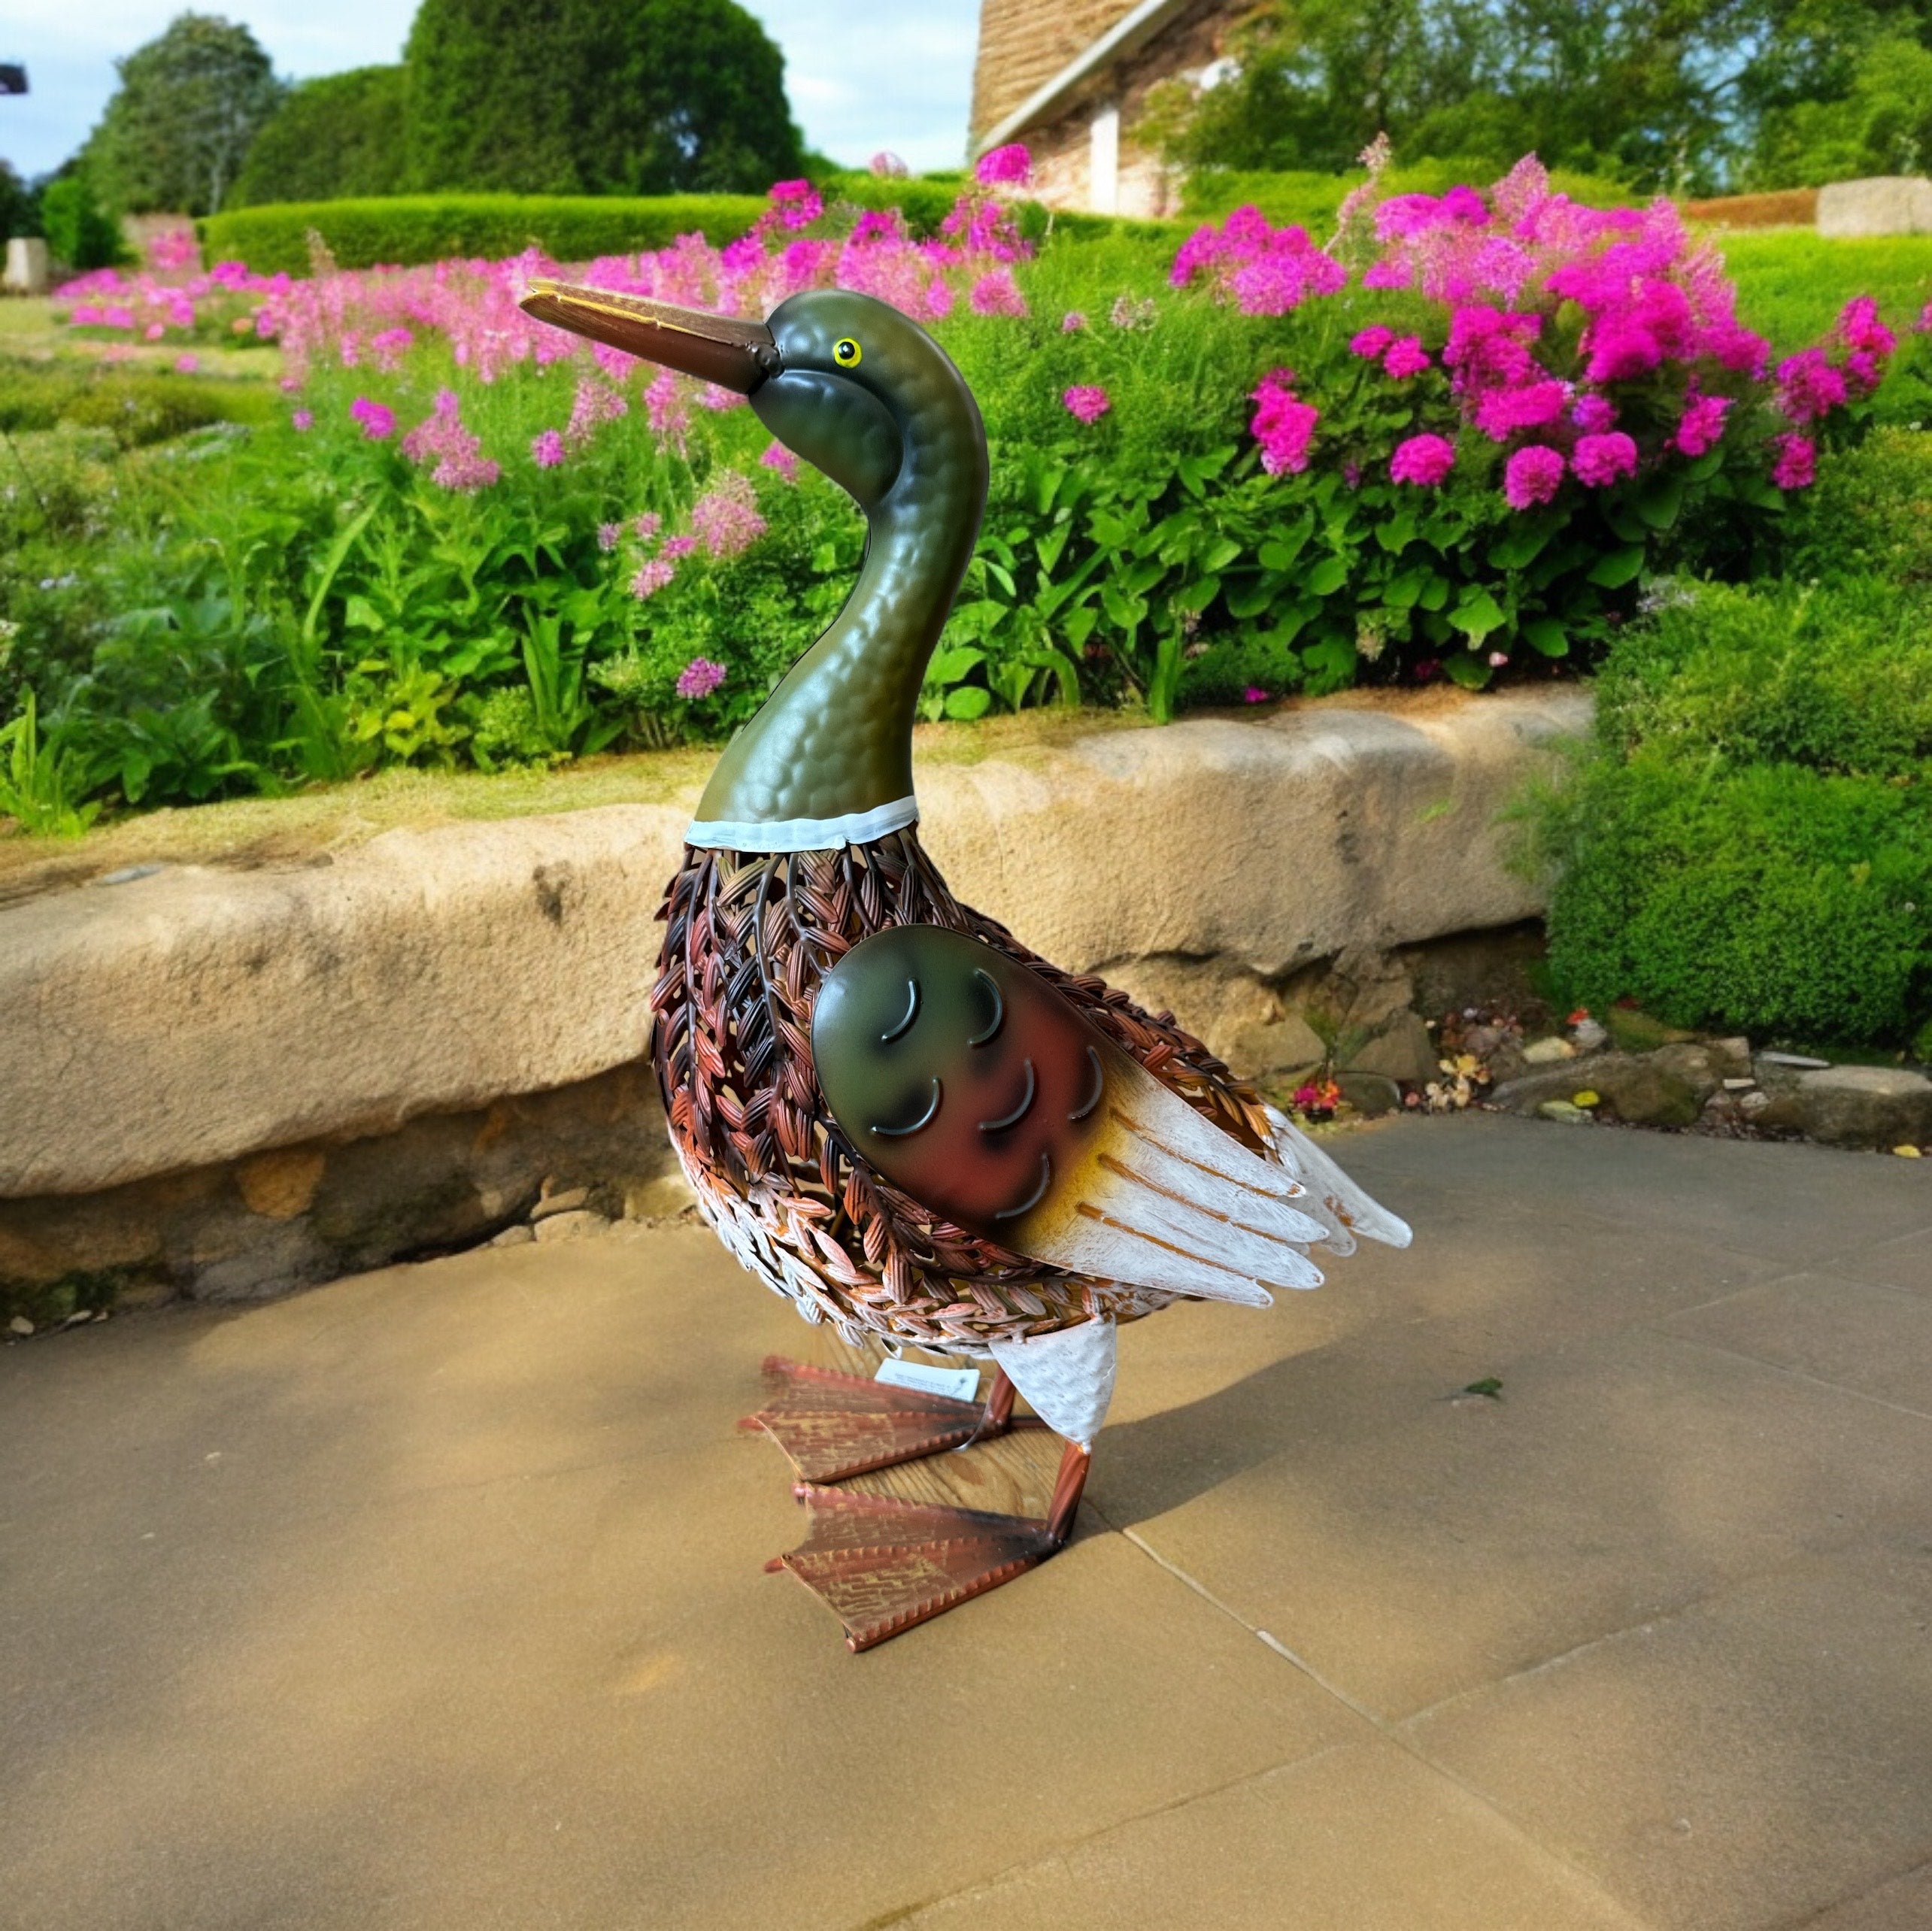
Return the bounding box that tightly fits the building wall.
[970,0,1138,147]
[1004,0,1236,218]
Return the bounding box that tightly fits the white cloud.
[0,0,981,182]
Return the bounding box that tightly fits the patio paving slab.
[3,1113,1930,1929]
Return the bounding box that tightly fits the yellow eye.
[833,337,863,367]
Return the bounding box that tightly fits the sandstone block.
[1797,1066,1932,1149]
[1347,1012,1438,1087]
[1227,1014,1325,1079]
[235,1149,326,1220]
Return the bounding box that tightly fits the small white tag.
[875,1359,980,1405]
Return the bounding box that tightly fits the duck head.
[519,278,989,851]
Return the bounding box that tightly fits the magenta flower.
[975,142,1032,186]
[1673,391,1730,457]
[1776,348,1848,424]
[768,179,823,231]
[1570,394,1616,433]
[1060,311,1087,333]
[969,269,1028,317]
[1350,326,1394,359]
[349,397,395,441]
[869,151,908,177]
[1242,687,1272,704]
[1838,296,1896,359]
[531,429,566,468]
[1572,431,1638,488]
[1063,384,1111,424]
[1390,434,1456,487]
[630,559,675,599]
[566,377,627,448]
[760,441,799,481]
[663,534,698,561]
[1503,445,1565,509]
[633,512,662,541]
[1772,433,1816,490]
[597,522,621,553]
[676,657,727,699]
[1249,369,1317,475]
[1382,335,1430,380]
[1473,378,1568,441]
[174,352,199,374]
[290,408,314,432]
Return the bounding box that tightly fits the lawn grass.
[1711,233,1932,352]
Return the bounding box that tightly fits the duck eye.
[833,337,863,367]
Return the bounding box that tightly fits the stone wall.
[2,693,1588,1315]
[969,0,1135,147]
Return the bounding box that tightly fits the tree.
[229,66,411,207]
[40,170,124,269]
[0,159,35,241]
[404,0,805,196]
[86,13,284,216]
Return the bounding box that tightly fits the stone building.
[969,0,1245,217]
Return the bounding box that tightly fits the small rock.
[1761,1051,1831,1070]
[1335,1072,1401,1118]
[1798,1065,1932,1150]
[1594,1059,1701,1129]
[1347,1011,1438,1087]
[532,1209,613,1243]
[1522,1037,1576,1065]
[8,1315,32,1336]
[531,1187,591,1221]
[1229,1014,1326,1079]
[1537,1100,1592,1124]
[1571,1017,1609,1052]
[63,1308,93,1326]
[1461,1024,1504,1059]
[1708,1038,1752,1079]
[1896,1145,1924,1158]
[489,1224,536,1247]
[1723,1078,1756,1093]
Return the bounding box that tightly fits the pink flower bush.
[1389,434,1455,486]
[767,180,823,232]
[1572,431,1639,487]
[969,269,1028,317]
[290,408,314,432]
[676,657,727,699]
[1673,390,1730,456]
[1063,384,1111,424]
[530,429,566,468]
[630,559,675,599]
[975,143,1032,187]
[760,441,799,481]
[349,397,394,440]
[1172,206,1348,316]
[1503,445,1566,508]
[1382,335,1430,379]
[1060,310,1087,333]
[1249,370,1318,475]
[400,388,499,491]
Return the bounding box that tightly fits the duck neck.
[688,428,987,851]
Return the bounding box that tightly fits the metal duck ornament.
[521,278,1412,1650]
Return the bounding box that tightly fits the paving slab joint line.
[1769,1855,1932,1931]
[1112,1520,1649,1928]
[840,1741,1363,1931]
[1653,1327,1932,1427]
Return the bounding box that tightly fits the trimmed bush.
[229,68,411,209]
[0,359,274,447]
[1544,574,1932,1047]
[202,192,772,274]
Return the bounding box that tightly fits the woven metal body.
[651,829,1278,1354]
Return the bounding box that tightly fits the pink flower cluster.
[975,143,1032,187]
[689,472,766,558]
[1063,384,1110,424]
[1249,370,1318,475]
[1172,207,1348,316]
[675,657,727,699]
[400,387,499,492]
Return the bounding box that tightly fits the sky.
[0,0,985,182]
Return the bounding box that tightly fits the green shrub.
[0,358,274,447]
[40,174,124,272]
[229,67,411,209]
[1780,427,1932,587]
[404,0,802,196]
[202,192,773,274]
[1544,577,1932,1047]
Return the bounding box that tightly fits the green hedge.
[202,192,772,274]
[202,185,1181,275]
[1179,160,1633,229]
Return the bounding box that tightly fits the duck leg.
[768,1435,1093,1651]
[742,1357,1038,1485]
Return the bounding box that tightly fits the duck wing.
[811,925,1337,1307]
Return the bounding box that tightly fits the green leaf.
[1488,520,1554,570]
[1202,535,1242,574]
[927,646,986,686]
[1225,577,1280,619]
[1587,544,1647,588]
[1061,607,1098,650]
[1418,574,1449,611]
[1374,511,1417,553]
[1034,523,1071,574]
[1306,555,1348,596]
[1636,475,1685,531]
[810,541,838,573]
[1382,568,1432,608]
[1448,589,1506,639]
[1257,514,1313,571]
[1444,652,1494,689]
[943,686,990,720]
[1524,617,1569,657]
[1173,574,1221,616]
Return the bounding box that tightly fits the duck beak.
[519,277,780,394]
